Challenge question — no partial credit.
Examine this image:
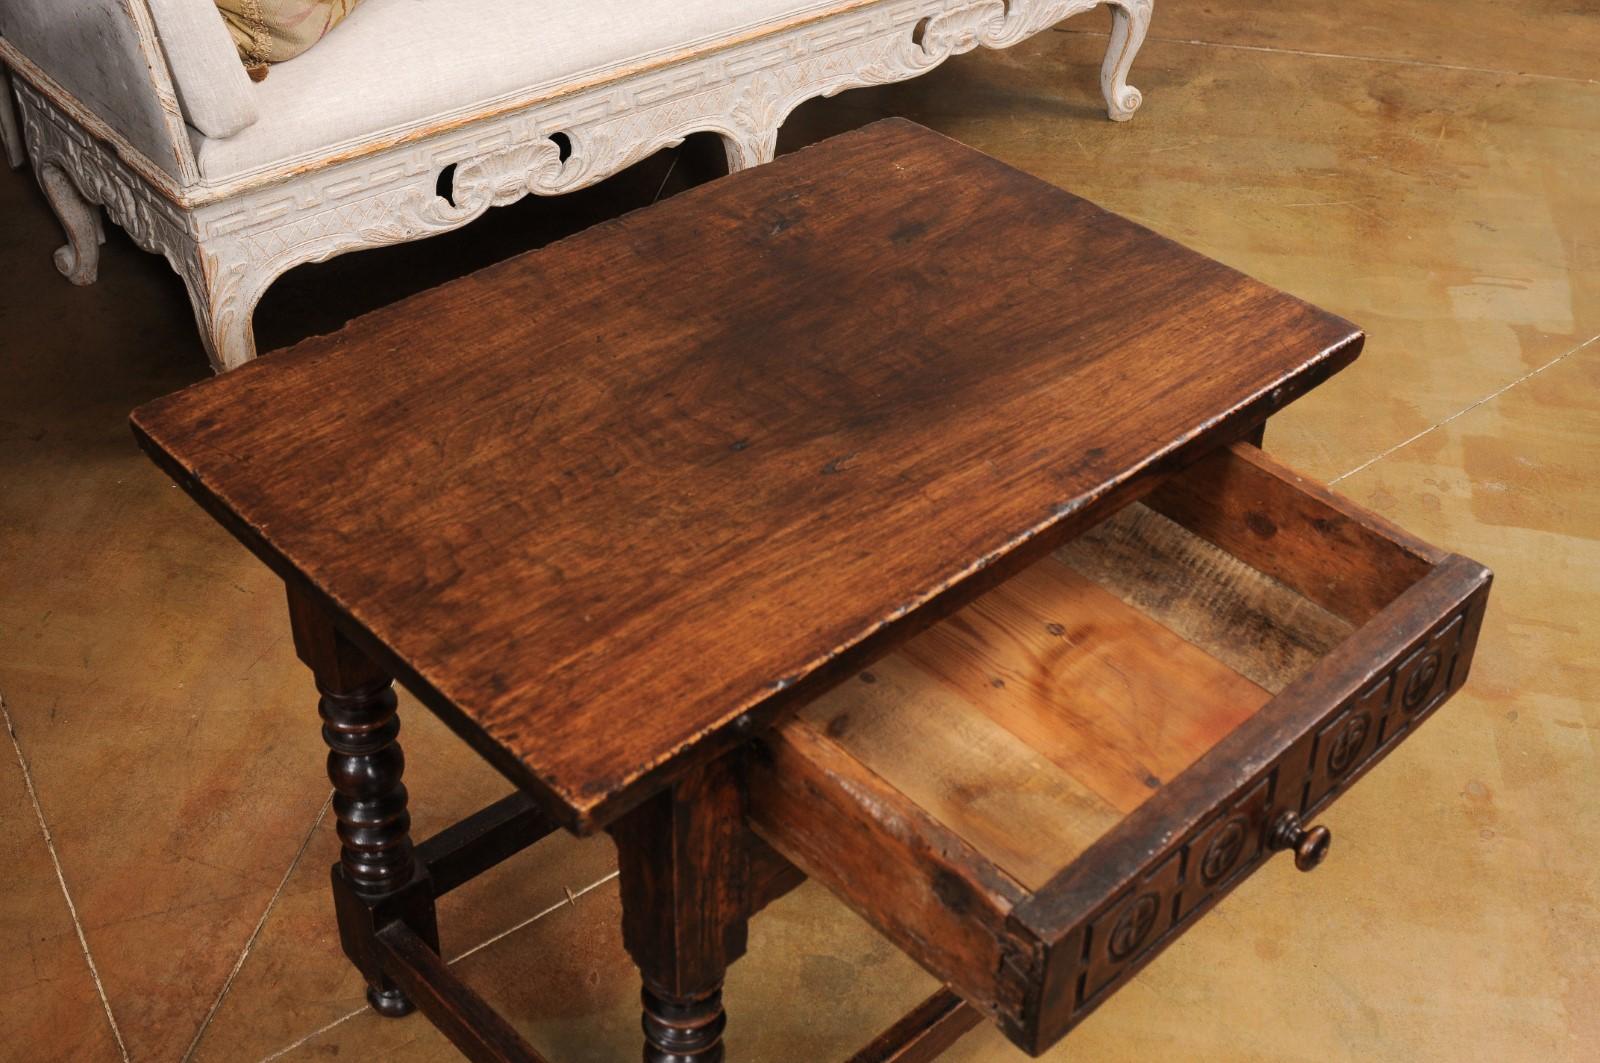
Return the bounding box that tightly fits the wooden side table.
[131,120,1490,1062]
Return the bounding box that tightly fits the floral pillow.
[215,0,364,68]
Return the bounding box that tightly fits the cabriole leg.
[610,757,749,1063]
[36,160,100,285]
[1101,0,1154,121]
[286,585,438,1019]
[181,239,266,373]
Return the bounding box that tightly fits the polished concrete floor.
[2,3,1596,1060]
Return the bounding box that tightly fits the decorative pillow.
[215,0,364,67]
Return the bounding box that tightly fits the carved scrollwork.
[353,137,567,244]
[916,2,1010,63]
[16,79,194,271]
[984,0,1105,45]
[1099,0,1154,121]
[458,138,568,206]
[1401,652,1442,711]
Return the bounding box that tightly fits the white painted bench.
[0,0,1151,372]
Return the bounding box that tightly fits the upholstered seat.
[196,0,847,180]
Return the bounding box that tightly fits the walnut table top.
[130,119,1362,833]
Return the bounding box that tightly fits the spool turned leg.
[610,758,749,1063]
[287,586,437,1019]
[641,983,727,1062]
[322,674,416,1016]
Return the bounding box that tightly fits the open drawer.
[747,442,1491,1056]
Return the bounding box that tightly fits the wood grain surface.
[792,492,1352,893]
[904,559,1268,814]
[1145,443,1441,623]
[130,119,1363,830]
[1057,503,1353,691]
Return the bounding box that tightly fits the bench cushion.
[147,0,260,140]
[195,0,853,182]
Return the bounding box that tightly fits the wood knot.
[1244,511,1277,538]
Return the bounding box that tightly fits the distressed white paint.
[0,0,197,181]
[6,0,1152,372]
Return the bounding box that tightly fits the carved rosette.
[1198,816,1248,885]
[1106,892,1161,961]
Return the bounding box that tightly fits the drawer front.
[1308,609,1466,811]
[748,443,1492,1057]
[1030,581,1488,1048]
[753,565,1490,1056]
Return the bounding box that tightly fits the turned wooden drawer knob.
[1268,811,1331,872]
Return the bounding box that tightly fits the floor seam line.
[1055,27,1600,85]
[1,693,131,1062]
[180,791,335,1063]
[253,867,620,1062]
[257,1005,369,1063]
[1330,333,1599,485]
[448,869,620,965]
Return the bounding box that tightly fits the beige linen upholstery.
[146,0,258,138]
[194,0,848,180]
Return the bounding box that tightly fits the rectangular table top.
[131,120,1361,832]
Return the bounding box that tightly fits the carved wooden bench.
[1,0,1152,373]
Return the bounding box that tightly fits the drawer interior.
[799,498,1353,893]
[749,443,1489,1054]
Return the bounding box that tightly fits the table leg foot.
[368,982,418,1018]
[642,983,726,1062]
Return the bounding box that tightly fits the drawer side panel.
[749,721,1034,1027]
